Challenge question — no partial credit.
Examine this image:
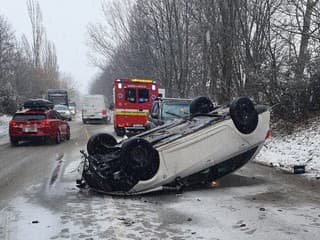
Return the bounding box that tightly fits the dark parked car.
[9,99,70,146]
[147,97,192,128]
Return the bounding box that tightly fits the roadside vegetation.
[0,0,74,114]
[89,0,320,124]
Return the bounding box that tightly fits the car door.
[48,111,60,136]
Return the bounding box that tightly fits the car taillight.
[102,109,107,115]
[39,120,50,126]
[265,129,271,139]
[9,120,17,127]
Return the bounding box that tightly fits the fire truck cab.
[113,79,159,136]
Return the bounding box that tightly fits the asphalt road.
[0,116,319,240]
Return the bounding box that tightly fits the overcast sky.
[0,0,107,94]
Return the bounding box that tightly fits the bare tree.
[0,16,18,113]
[27,0,44,68]
[294,0,320,80]
[88,0,320,121]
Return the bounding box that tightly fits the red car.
[9,107,70,146]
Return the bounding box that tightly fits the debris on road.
[293,165,305,174]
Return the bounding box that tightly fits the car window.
[125,88,136,103]
[162,103,190,119]
[13,114,46,121]
[138,89,149,103]
[54,105,68,110]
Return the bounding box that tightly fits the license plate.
[22,127,37,133]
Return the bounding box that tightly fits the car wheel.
[82,119,87,124]
[115,127,125,137]
[56,130,61,144]
[190,96,214,114]
[229,97,258,134]
[120,138,160,181]
[87,133,118,155]
[10,138,19,146]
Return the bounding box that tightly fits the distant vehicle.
[47,89,69,106]
[148,97,192,128]
[113,78,159,136]
[9,99,70,146]
[54,104,72,121]
[81,95,110,124]
[69,102,77,115]
[69,105,76,115]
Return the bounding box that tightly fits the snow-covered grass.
[0,114,11,137]
[255,117,320,179]
[0,114,11,145]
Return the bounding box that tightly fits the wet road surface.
[0,116,320,239]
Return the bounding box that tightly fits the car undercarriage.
[77,97,270,195]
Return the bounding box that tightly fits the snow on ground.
[0,114,11,144]
[255,117,320,179]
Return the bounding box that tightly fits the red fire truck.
[113,78,159,136]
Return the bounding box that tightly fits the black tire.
[120,138,160,181]
[229,97,258,134]
[10,137,19,146]
[87,133,118,155]
[82,119,87,124]
[190,96,214,114]
[115,127,125,137]
[56,130,61,144]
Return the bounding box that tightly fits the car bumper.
[10,135,51,142]
[60,113,72,119]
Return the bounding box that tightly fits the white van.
[81,95,110,124]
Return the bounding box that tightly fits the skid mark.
[48,153,64,187]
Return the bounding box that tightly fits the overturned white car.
[77,97,270,195]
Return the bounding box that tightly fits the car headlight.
[66,111,70,114]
